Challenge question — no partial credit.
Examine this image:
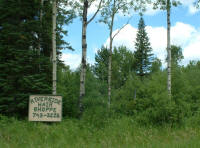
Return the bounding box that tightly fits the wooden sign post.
[28,95,62,122]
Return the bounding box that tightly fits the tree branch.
[87,0,103,25]
[112,16,133,40]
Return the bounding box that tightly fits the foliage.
[0,0,50,116]
[150,58,162,73]
[111,60,200,126]
[112,46,135,88]
[93,46,109,82]
[57,66,80,117]
[57,64,107,118]
[93,46,135,89]
[134,16,153,77]
[1,0,200,134]
[112,71,176,125]
[195,0,200,8]
[0,0,74,117]
[170,45,184,65]
[153,0,181,10]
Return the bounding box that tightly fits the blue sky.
[61,0,200,69]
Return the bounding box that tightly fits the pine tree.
[0,0,74,117]
[0,0,50,116]
[134,16,153,78]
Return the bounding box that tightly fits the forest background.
[1,0,200,147]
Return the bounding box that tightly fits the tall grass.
[1,116,200,148]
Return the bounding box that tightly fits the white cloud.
[94,47,99,54]
[105,22,200,66]
[118,1,160,16]
[88,0,101,15]
[62,0,199,17]
[143,0,200,15]
[87,0,160,17]
[60,0,101,16]
[180,0,200,14]
[188,5,199,14]
[146,26,167,63]
[132,0,200,16]
[105,24,137,49]
[184,42,200,59]
[144,7,160,16]
[61,53,81,70]
[105,24,167,63]
[171,22,196,46]
[61,53,95,70]
[171,22,200,64]
[143,1,161,16]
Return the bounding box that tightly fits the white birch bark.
[79,0,103,114]
[79,0,88,113]
[167,0,171,97]
[108,6,115,109]
[52,0,57,95]
[107,0,131,109]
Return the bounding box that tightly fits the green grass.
[1,116,200,148]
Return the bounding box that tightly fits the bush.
[112,71,191,126]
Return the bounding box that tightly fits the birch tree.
[52,0,57,95]
[70,0,104,115]
[167,0,171,98]
[154,0,180,98]
[100,0,149,109]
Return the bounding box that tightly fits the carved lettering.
[29,95,62,122]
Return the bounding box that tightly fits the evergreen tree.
[0,0,74,117]
[0,0,47,116]
[134,16,153,78]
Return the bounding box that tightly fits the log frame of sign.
[28,95,62,122]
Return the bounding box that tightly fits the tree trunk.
[79,0,88,114]
[52,0,57,95]
[167,0,171,98]
[108,1,116,109]
[108,35,113,109]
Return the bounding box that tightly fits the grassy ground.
[0,117,200,148]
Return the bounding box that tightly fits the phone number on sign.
[32,113,60,118]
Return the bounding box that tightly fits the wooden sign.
[28,95,62,122]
